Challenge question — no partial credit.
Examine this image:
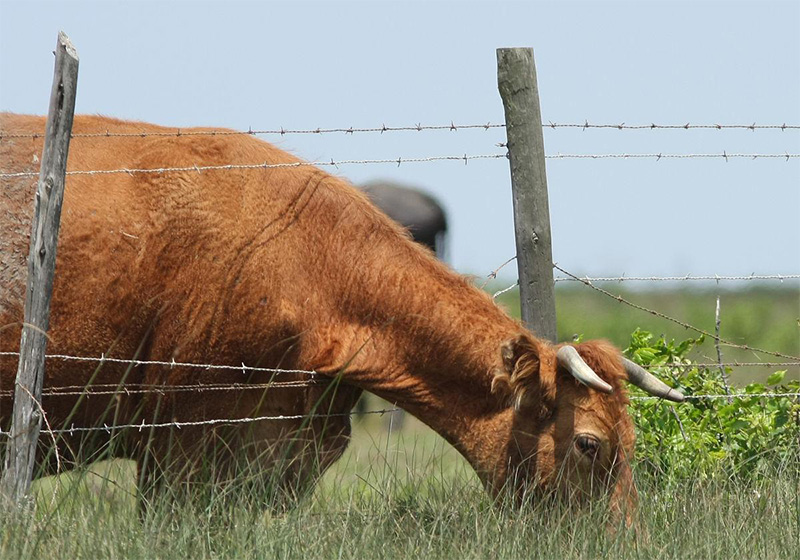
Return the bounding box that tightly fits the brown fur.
[1,113,636,517]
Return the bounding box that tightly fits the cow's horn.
[557,346,613,394]
[622,358,685,403]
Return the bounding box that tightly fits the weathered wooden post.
[496,47,557,342]
[1,32,79,506]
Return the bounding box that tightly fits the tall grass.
[2,286,797,557]
[1,414,797,559]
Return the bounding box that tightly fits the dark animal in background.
[360,182,448,261]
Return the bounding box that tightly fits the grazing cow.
[0,114,683,519]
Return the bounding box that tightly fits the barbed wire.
[552,263,800,361]
[3,151,800,180]
[0,122,505,140]
[1,347,794,400]
[0,393,795,438]
[493,283,519,299]
[2,121,798,140]
[491,274,800,299]
[554,273,800,283]
[630,392,800,401]
[0,407,403,438]
[0,351,318,376]
[0,356,794,400]
[0,370,795,437]
[0,379,326,398]
[546,152,798,161]
[491,150,799,161]
[547,121,800,131]
[481,256,518,289]
[0,153,509,179]
[488,266,800,299]
[660,362,800,368]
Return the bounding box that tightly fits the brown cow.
[0,113,682,518]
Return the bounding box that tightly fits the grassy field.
[1,413,797,559]
[1,286,798,558]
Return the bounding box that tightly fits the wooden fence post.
[496,47,557,342]
[1,31,79,506]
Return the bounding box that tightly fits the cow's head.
[491,335,683,521]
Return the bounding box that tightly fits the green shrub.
[625,329,799,480]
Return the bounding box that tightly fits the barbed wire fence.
[1,41,799,503]
[1,148,796,372]
[1,348,797,399]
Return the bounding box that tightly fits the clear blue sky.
[1,0,798,280]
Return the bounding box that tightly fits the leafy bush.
[625,329,799,480]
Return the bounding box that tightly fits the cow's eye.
[575,435,601,457]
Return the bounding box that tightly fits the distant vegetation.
[494,284,800,384]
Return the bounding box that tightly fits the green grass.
[1,286,798,559]
[1,412,798,560]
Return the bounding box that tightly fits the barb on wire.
[552,263,800,361]
[0,407,402,437]
[0,350,318,376]
[0,153,510,179]
[481,256,517,289]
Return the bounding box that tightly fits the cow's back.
[0,114,372,458]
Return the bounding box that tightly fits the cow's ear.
[500,334,525,372]
[492,334,556,416]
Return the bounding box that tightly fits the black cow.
[360,181,448,261]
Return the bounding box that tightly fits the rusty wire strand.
[552,263,800,361]
[481,256,518,289]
